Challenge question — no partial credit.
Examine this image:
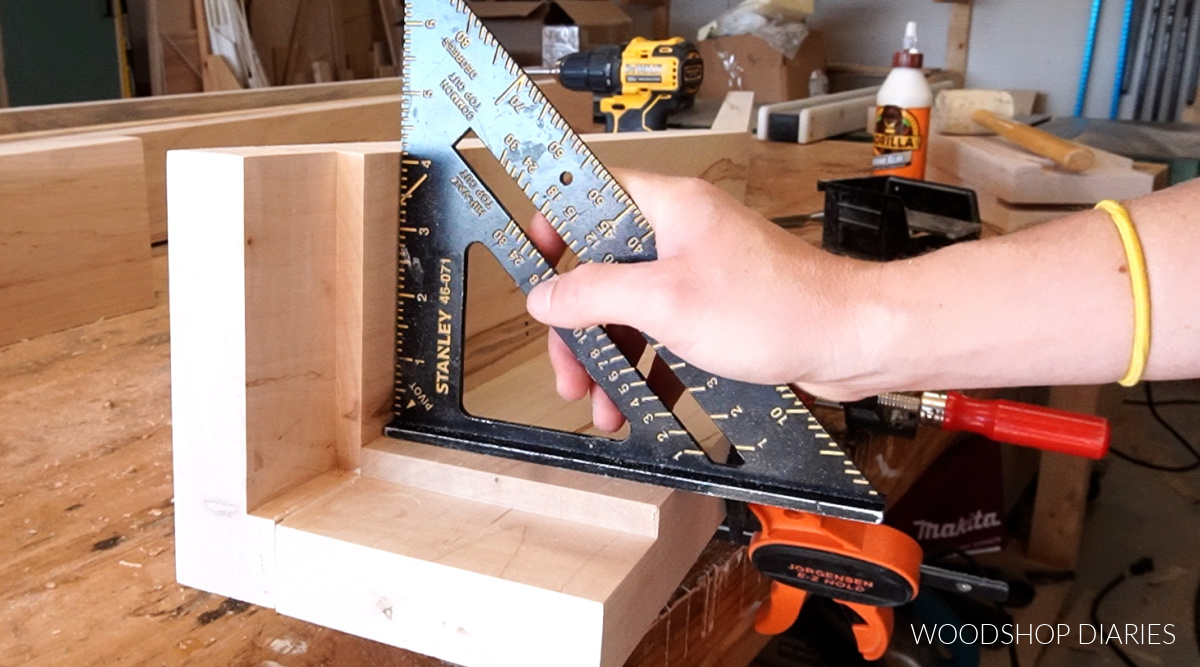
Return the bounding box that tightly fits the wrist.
[827,257,921,397]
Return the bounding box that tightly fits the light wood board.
[18,96,402,243]
[710,90,755,132]
[927,134,1156,205]
[0,135,155,347]
[168,142,724,667]
[927,165,1087,233]
[929,154,1169,234]
[0,82,596,244]
[202,53,247,91]
[162,31,205,95]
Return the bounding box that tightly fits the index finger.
[526,211,568,266]
[610,168,669,232]
[610,168,720,244]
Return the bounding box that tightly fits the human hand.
[525,170,881,430]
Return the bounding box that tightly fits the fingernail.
[527,276,557,317]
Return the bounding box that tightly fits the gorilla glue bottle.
[872,22,932,179]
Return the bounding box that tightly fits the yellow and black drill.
[530,37,704,132]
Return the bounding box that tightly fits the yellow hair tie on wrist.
[1095,199,1150,387]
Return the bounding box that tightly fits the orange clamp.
[748,505,923,661]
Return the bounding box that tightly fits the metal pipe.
[1165,0,1195,119]
[1177,0,1200,107]
[1112,0,1139,117]
[1076,0,1106,116]
[1150,0,1180,120]
[1122,0,1147,95]
[1134,0,1163,119]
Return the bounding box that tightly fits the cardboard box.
[698,31,827,105]
[468,1,633,66]
[542,1,634,65]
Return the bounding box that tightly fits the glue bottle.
[872,21,932,179]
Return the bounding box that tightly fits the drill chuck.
[557,44,624,94]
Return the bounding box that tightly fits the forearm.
[528,171,1198,414]
[847,179,1200,394]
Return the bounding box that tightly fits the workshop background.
[0,0,1168,115]
[1,1,1198,667]
[678,0,1136,118]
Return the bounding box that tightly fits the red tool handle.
[942,392,1110,459]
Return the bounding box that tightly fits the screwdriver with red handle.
[875,391,1110,459]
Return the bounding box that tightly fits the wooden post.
[1027,385,1101,567]
[649,0,670,40]
[146,0,166,95]
[192,0,211,64]
[935,0,973,82]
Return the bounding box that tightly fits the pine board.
[927,134,1156,205]
[167,142,725,667]
[0,135,154,346]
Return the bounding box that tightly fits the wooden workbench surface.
[0,256,770,667]
[0,139,942,667]
[747,139,872,219]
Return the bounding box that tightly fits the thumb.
[526,261,665,332]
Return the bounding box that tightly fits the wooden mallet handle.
[970,109,1096,172]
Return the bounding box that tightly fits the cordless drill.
[531,37,704,132]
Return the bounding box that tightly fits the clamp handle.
[756,582,894,661]
[943,391,1110,460]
